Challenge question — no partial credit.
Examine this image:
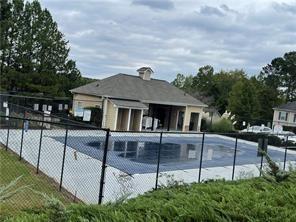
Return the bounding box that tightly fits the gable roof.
[137,67,154,73]
[274,101,296,111]
[71,73,206,107]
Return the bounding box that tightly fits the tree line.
[172,51,296,123]
[0,0,92,97]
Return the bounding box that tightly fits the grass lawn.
[0,146,73,218]
[4,169,296,221]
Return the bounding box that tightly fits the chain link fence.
[1,115,296,208]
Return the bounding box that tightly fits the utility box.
[257,137,268,156]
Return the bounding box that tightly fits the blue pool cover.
[52,135,295,175]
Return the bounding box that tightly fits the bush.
[5,171,296,221]
[210,118,234,133]
[225,133,294,147]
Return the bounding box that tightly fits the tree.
[212,69,245,113]
[250,76,283,121]
[0,0,83,96]
[172,66,247,114]
[192,65,214,93]
[228,78,260,122]
[259,51,296,102]
[172,73,185,89]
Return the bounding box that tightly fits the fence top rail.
[5,102,97,128]
[110,130,294,137]
[0,92,71,101]
[0,115,107,131]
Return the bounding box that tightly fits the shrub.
[210,118,234,133]
[225,133,294,147]
[0,176,29,203]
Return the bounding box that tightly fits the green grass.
[4,170,296,221]
[0,147,72,218]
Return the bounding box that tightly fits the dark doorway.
[189,112,199,131]
[177,111,184,130]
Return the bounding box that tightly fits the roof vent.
[137,67,154,80]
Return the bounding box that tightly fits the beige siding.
[183,106,204,132]
[105,100,118,130]
[273,109,296,128]
[73,93,103,110]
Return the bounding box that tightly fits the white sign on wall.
[83,110,91,121]
[5,108,9,120]
[3,101,8,108]
[42,104,47,111]
[74,108,83,117]
[274,124,283,133]
[34,104,39,111]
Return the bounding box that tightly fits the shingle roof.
[71,73,206,107]
[274,101,296,111]
[137,67,154,73]
[110,99,148,109]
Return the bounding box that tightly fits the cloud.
[200,5,225,17]
[132,0,174,10]
[220,4,239,15]
[273,2,296,14]
[68,29,95,38]
[41,0,296,80]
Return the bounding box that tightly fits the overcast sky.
[40,0,296,81]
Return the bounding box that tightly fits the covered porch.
[110,99,148,131]
[108,99,203,132]
[144,104,203,132]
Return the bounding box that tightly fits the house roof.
[71,73,206,107]
[137,67,154,73]
[274,101,296,111]
[110,99,148,109]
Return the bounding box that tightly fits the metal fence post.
[6,118,10,151]
[198,132,205,183]
[155,131,163,190]
[59,126,69,191]
[283,135,288,170]
[259,136,265,176]
[232,135,238,180]
[36,119,44,174]
[19,119,25,160]
[98,129,110,204]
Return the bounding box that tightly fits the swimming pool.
[52,134,294,175]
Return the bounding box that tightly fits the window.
[294,114,296,122]
[33,104,39,111]
[42,104,47,111]
[58,104,63,111]
[278,111,288,121]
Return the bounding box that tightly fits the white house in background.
[272,101,296,129]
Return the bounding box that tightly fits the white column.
[114,107,118,130]
[139,109,144,131]
[175,110,179,130]
[102,98,108,128]
[183,106,189,131]
[197,112,202,132]
[127,109,131,131]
